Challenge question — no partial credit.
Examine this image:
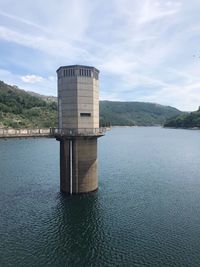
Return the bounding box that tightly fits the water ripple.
[1,128,200,266]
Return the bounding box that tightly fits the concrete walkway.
[0,128,54,138]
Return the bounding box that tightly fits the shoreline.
[163,126,200,130]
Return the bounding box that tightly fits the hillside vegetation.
[100,101,182,126]
[164,108,200,128]
[0,81,183,128]
[0,81,57,128]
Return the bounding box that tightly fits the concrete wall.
[57,65,99,130]
[60,137,98,193]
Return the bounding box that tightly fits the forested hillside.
[164,108,200,128]
[100,101,182,126]
[0,81,57,128]
[0,81,183,128]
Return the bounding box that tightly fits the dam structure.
[56,65,104,194]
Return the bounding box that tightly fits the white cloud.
[0,26,91,61]
[0,10,47,32]
[21,75,43,83]
[0,68,56,96]
[139,82,200,111]
[137,0,181,24]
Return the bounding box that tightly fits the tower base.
[59,137,98,194]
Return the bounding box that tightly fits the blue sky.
[0,0,200,111]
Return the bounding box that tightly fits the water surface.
[0,127,200,267]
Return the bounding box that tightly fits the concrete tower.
[56,65,104,194]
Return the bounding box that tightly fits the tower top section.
[57,65,99,73]
[57,65,99,80]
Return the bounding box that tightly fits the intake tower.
[56,65,104,194]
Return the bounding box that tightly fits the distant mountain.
[100,101,182,126]
[0,80,183,128]
[164,108,200,128]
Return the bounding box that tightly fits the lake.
[0,127,200,267]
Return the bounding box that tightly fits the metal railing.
[53,127,106,137]
[0,127,106,138]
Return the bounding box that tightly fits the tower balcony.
[53,127,106,139]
